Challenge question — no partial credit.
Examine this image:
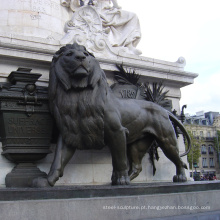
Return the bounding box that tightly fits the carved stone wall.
[0,0,71,40]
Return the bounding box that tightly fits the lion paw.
[111,171,130,185]
[32,177,52,188]
[129,170,139,181]
[129,163,142,181]
[173,174,187,182]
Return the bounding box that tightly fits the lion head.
[51,43,103,90]
[49,43,109,150]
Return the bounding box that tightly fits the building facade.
[184,111,220,179]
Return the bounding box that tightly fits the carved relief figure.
[33,44,191,187]
[60,0,142,55]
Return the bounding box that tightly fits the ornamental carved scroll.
[60,1,142,56]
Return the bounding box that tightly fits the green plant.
[142,82,172,110]
[114,64,140,85]
[143,82,168,103]
[186,130,202,169]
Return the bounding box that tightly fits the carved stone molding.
[60,5,133,57]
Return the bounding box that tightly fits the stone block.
[22,11,39,28]
[22,0,32,11]
[8,11,23,26]
[0,10,8,26]
[93,164,112,184]
[0,0,23,11]
[69,151,93,165]
[0,188,220,220]
[91,148,112,165]
[0,0,69,40]
[56,164,94,185]
[39,14,63,34]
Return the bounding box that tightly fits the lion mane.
[49,44,109,150]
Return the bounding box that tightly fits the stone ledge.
[0,38,198,87]
[0,181,220,202]
[0,184,220,220]
[146,210,220,220]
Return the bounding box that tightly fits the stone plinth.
[0,68,54,187]
[0,181,220,220]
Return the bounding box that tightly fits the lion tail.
[168,112,191,157]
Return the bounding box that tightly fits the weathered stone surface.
[0,0,70,40]
[0,182,220,220]
[60,1,141,56]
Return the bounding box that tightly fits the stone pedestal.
[0,68,54,187]
[0,1,198,187]
[0,181,220,220]
[5,163,47,187]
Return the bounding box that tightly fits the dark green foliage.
[114,64,140,85]
[114,65,170,108]
[186,130,202,169]
[142,82,169,105]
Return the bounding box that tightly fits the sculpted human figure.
[60,0,142,55]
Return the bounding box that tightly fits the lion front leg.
[32,134,76,187]
[47,134,76,186]
[109,130,130,185]
[111,147,130,186]
[105,121,130,185]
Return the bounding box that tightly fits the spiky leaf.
[114,64,140,85]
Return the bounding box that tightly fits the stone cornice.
[0,40,198,87]
[98,56,198,80]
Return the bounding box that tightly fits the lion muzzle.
[72,65,89,78]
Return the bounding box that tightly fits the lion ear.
[54,62,71,91]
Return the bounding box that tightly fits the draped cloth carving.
[60,0,142,56]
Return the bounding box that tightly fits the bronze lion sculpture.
[33,43,191,187]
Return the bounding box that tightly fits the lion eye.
[84,52,89,56]
[66,52,73,56]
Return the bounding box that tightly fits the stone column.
[0,0,71,40]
